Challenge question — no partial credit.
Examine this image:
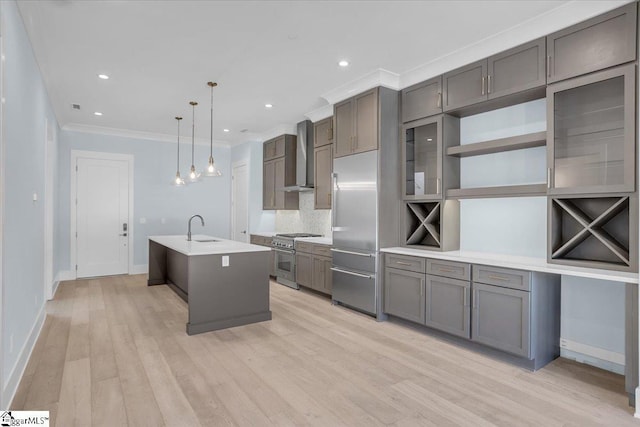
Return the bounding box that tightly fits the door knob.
[241,230,247,234]
[119,233,128,237]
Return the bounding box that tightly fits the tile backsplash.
[275,192,331,236]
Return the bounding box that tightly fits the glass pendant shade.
[188,101,201,182]
[204,81,223,177]
[172,116,186,186]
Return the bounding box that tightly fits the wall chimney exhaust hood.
[281,120,314,192]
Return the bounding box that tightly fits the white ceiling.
[15,0,629,146]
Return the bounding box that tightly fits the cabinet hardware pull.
[473,290,479,308]
[436,178,441,194]
[436,92,442,108]
[488,275,510,281]
[330,267,372,279]
[547,168,552,189]
[487,75,491,94]
[437,268,456,273]
[481,76,485,95]
[547,56,551,78]
[420,284,424,296]
[463,289,468,307]
[327,127,333,141]
[332,173,338,227]
[395,261,413,266]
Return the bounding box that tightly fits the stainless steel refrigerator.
[331,87,400,318]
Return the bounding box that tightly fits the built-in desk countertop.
[380,247,639,284]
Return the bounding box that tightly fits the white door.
[231,162,249,242]
[76,157,129,278]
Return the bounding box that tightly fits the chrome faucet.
[187,215,205,241]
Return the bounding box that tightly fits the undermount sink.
[190,239,220,243]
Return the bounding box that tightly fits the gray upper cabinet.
[314,144,332,209]
[425,275,470,339]
[333,88,379,158]
[264,135,286,161]
[263,159,276,210]
[263,135,298,210]
[487,37,546,100]
[314,117,333,148]
[401,76,442,123]
[384,267,425,324]
[443,60,487,112]
[472,282,531,358]
[547,63,636,195]
[547,2,637,84]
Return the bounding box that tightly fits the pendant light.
[172,116,185,186]
[204,81,222,177]
[188,101,201,182]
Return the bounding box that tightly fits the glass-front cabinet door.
[547,64,636,195]
[402,116,443,200]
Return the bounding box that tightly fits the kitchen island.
[148,235,272,335]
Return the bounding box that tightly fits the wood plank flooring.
[11,275,639,426]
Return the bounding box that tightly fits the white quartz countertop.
[296,237,332,245]
[149,235,271,256]
[250,231,277,237]
[380,247,639,284]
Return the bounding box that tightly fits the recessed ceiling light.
[97,74,109,80]
[94,111,103,116]
[265,104,273,108]
[338,60,349,67]
[223,128,230,132]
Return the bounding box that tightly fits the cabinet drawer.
[250,235,271,246]
[313,244,332,257]
[426,259,470,281]
[472,265,531,291]
[295,241,314,254]
[385,254,426,273]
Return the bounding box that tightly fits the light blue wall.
[230,140,275,233]
[56,130,231,271]
[1,0,59,394]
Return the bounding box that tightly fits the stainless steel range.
[272,233,321,289]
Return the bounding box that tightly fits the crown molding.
[305,104,333,123]
[61,122,232,147]
[321,68,400,105]
[256,123,297,142]
[399,0,631,89]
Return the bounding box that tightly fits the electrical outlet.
[222,256,229,267]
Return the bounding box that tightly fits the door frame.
[230,160,249,242]
[70,150,134,279]
[43,118,55,300]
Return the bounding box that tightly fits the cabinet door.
[353,88,378,154]
[443,60,487,111]
[425,275,470,339]
[472,282,530,358]
[263,160,275,210]
[273,136,286,158]
[402,116,442,199]
[314,117,333,148]
[296,252,312,288]
[312,255,332,295]
[334,99,353,158]
[402,76,442,123]
[384,268,425,324]
[273,157,285,209]
[547,64,635,195]
[263,140,276,161]
[488,38,546,100]
[547,2,637,84]
[314,144,332,209]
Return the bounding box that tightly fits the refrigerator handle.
[330,248,374,257]
[332,172,338,229]
[330,267,373,279]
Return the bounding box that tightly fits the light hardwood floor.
[11,275,639,426]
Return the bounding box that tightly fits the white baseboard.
[635,388,640,418]
[56,270,75,282]
[560,338,625,375]
[130,264,148,275]
[3,304,46,409]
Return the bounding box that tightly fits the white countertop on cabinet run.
[380,247,639,284]
[296,237,332,245]
[149,235,270,256]
[250,231,277,237]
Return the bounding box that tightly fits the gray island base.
[148,236,272,335]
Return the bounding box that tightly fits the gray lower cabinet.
[425,275,470,339]
[471,282,530,357]
[295,252,313,288]
[296,242,332,295]
[312,255,332,295]
[384,267,425,324]
[547,2,637,84]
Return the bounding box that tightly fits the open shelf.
[446,131,546,158]
[446,183,547,199]
[549,196,634,271]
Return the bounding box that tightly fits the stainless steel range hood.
[282,120,314,192]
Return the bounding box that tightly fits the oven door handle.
[273,248,295,254]
[330,267,373,279]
